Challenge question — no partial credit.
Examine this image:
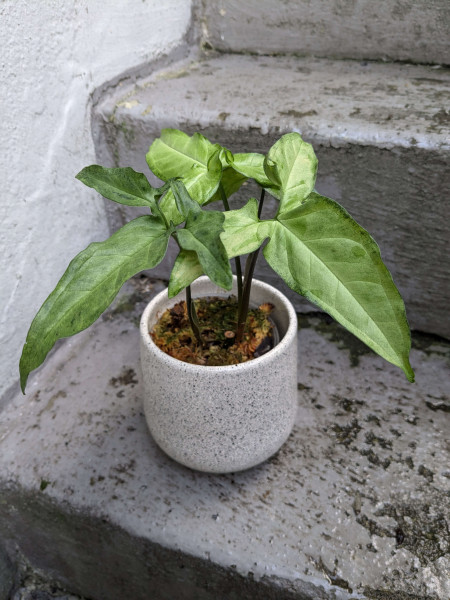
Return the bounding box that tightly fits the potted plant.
[19,129,414,473]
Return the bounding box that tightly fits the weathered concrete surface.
[13,591,82,600]
[0,544,14,600]
[93,53,450,338]
[7,550,84,599]
[0,276,449,599]
[202,0,450,65]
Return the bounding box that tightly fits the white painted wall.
[0,0,192,399]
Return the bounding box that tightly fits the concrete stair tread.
[99,53,449,152]
[1,277,449,599]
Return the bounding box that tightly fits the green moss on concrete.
[364,588,435,599]
[298,313,374,367]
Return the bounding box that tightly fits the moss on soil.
[151,296,275,366]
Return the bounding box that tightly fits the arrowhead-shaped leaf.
[265,133,318,214]
[150,146,222,225]
[176,210,232,293]
[221,199,269,258]
[19,216,170,392]
[146,129,224,224]
[263,193,414,381]
[167,180,231,295]
[168,250,204,298]
[76,165,166,215]
[146,129,217,180]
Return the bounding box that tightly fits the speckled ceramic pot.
[140,276,298,473]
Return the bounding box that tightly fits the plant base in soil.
[151,296,275,366]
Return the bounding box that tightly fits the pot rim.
[140,276,298,373]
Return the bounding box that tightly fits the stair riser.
[203,0,450,65]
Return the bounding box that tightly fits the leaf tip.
[405,365,415,384]
[75,165,97,185]
[401,353,415,383]
[19,364,28,395]
[167,283,180,299]
[19,346,28,393]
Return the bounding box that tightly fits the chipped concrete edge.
[0,485,354,600]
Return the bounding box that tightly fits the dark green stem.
[236,188,266,343]
[219,183,243,306]
[172,231,203,348]
[186,285,203,348]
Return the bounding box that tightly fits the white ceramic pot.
[140,276,298,473]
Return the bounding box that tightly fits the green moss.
[117,121,135,146]
[374,497,450,566]
[298,312,450,369]
[331,419,361,447]
[110,294,138,315]
[298,312,373,367]
[364,588,435,600]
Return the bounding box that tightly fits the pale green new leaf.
[263,158,282,188]
[19,216,170,392]
[146,129,217,180]
[220,198,269,259]
[76,165,166,215]
[265,132,318,214]
[176,210,232,292]
[158,149,223,225]
[230,153,273,188]
[263,193,414,381]
[168,250,204,298]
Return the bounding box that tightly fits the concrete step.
[1,276,449,600]
[202,0,450,65]
[93,52,450,338]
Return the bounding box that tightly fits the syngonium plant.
[19,129,415,392]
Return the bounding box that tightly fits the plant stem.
[236,188,266,343]
[219,183,243,306]
[186,285,203,348]
[172,230,203,348]
[257,187,266,219]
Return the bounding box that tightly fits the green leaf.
[262,193,414,381]
[76,166,166,215]
[263,158,282,188]
[207,167,248,205]
[156,147,223,225]
[229,153,273,188]
[19,216,170,392]
[168,250,204,298]
[168,179,201,219]
[176,210,232,292]
[146,129,218,180]
[265,132,318,214]
[219,147,234,168]
[167,179,231,293]
[220,198,269,259]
